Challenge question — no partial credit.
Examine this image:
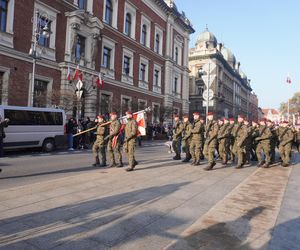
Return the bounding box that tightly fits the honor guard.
[190,112,205,166]
[92,115,107,167]
[172,114,184,160]
[106,112,123,168]
[181,115,193,162]
[123,111,138,171]
[277,121,294,167]
[204,112,219,171]
[217,118,231,165]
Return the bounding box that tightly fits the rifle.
[73,107,151,137]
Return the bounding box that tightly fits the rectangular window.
[37,17,51,48]
[100,93,111,115]
[33,79,48,108]
[75,35,86,60]
[174,77,178,93]
[0,0,8,32]
[4,109,63,126]
[105,0,113,25]
[77,0,87,10]
[140,63,146,81]
[122,97,130,115]
[154,69,159,86]
[138,100,146,110]
[102,46,111,68]
[123,56,130,75]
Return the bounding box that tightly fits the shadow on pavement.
[167,206,266,250]
[0,182,190,249]
[0,166,105,180]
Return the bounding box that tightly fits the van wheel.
[43,139,55,152]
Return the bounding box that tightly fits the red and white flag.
[96,73,104,89]
[133,112,146,136]
[286,74,292,84]
[67,66,71,81]
[72,65,80,81]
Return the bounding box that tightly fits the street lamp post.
[28,10,50,107]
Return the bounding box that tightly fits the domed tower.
[195,28,218,50]
[221,46,236,68]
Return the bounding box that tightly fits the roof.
[262,108,280,115]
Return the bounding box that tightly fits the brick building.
[0,0,194,122]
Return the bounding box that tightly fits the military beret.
[126,111,133,115]
[110,112,117,116]
[173,114,180,118]
[207,112,214,116]
[97,115,104,119]
[193,112,200,116]
[229,118,235,122]
[183,115,189,119]
[223,118,229,121]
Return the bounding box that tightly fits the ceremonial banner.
[134,112,146,136]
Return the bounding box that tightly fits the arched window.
[141,24,147,46]
[175,47,178,63]
[125,13,131,36]
[155,34,160,53]
[105,0,113,25]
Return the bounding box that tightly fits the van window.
[4,109,63,126]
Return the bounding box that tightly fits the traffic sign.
[203,100,214,107]
[202,74,216,87]
[203,89,214,101]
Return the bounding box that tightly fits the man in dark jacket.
[0,116,9,159]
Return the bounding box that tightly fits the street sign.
[202,62,217,74]
[76,79,83,91]
[203,89,214,101]
[202,74,216,87]
[203,100,214,107]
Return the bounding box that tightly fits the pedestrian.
[277,121,294,167]
[105,112,123,168]
[123,111,138,171]
[92,115,107,167]
[66,118,76,150]
[190,112,205,166]
[181,115,192,163]
[204,112,219,170]
[172,114,184,160]
[0,116,9,158]
[255,119,272,168]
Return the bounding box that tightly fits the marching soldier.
[228,118,236,162]
[231,115,244,163]
[217,118,231,165]
[255,119,272,168]
[123,111,138,171]
[267,120,277,164]
[235,116,249,169]
[172,114,184,160]
[190,112,205,166]
[204,112,219,170]
[243,119,254,164]
[92,115,107,167]
[106,112,123,168]
[277,121,294,167]
[181,115,193,162]
[251,120,259,161]
[199,116,206,160]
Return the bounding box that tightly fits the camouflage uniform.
[107,120,122,167]
[204,120,219,169]
[190,119,205,165]
[217,123,231,164]
[182,121,193,162]
[277,126,294,167]
[236,123,250,168]
[172,121,184,159]
[92,122,107,166]
[123,117,138,170]
[231,122,243,162]
[255,125,272,167]
[269,124,277,163]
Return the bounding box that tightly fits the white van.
[0,105,66,152]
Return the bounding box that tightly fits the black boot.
[93,157,100,167]
[256,161,265,168]
[108,162,116,168]
[116,162,124,168]
[204,162,216,171]
[263,163,271,168]
[236,164,244,169]
[173,154,181,160]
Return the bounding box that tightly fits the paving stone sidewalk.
[0,145,299,250]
